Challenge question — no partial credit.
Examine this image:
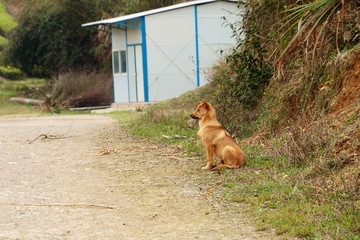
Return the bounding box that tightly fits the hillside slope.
[0,0,16,50]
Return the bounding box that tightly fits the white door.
[127,45,144,102]
[112,50,129,102]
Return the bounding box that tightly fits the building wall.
[145,6,197,102]
[197,1,239,86]
[112,28,128,102]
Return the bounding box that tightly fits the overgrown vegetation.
[111,0,359,239]
[48,70,113,110]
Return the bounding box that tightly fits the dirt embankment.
[0,115,280,240]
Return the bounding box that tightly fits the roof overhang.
[82,0,238,29]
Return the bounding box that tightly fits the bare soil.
[0,115,279,240]
[331,49,360,115]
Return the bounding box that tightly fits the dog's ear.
[198,101,210,110]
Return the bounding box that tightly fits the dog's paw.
[202,162,218,170]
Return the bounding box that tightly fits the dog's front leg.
[202,145,215,170]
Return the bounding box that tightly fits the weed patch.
[0,77,49,115]
[49,70,113,109]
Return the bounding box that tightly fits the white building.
[82,0,240,103]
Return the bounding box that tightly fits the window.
[112,50,127,74]
[112,51,120,74]
[120,50,127,73]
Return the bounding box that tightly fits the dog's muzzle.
[190,114,200,120]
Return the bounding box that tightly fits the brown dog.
[190,101,245,170]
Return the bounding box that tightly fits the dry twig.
[28,122,74,144]
[98,146,159,155]
[28,134,69,144]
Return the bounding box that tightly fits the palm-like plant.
[275,0,346,63]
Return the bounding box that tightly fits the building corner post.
[194,5,200,87]
[140,16,149,102]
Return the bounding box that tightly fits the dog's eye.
[197,110,200,112]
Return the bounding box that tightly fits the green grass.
[106,110,136,125]
[0,78,49,115]
[110,96,360,240]
[0,65,25,79]
[0,0,17,34]
[219,168,359,239]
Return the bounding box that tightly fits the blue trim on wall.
[127,43,142,46]
[194,5,200,87]
[113,18,142,29]
[140,16,149,102]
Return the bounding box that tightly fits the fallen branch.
[9,97,44,106]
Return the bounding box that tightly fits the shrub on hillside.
[0,65,25,80]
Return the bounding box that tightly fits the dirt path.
[0,115,278,240]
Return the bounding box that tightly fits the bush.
[3,1,102,77]
[0,35,7,50]
[0,65,25,80]
[49,70,113,109]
